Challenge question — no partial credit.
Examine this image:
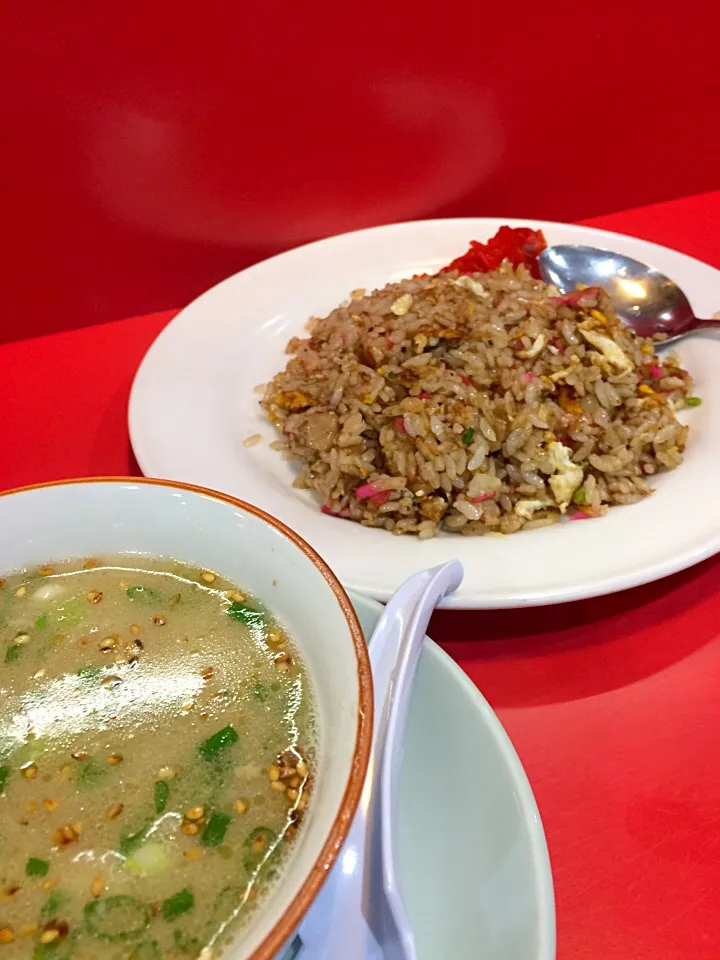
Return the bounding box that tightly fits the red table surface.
[4,192,720,958]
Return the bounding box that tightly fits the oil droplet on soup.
[0,558,316,959]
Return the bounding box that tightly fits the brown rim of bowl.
[0,475,374,960]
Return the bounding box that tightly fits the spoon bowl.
[539,244,720,346]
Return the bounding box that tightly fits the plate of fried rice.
[129,219,720,608]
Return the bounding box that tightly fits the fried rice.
[260,263,695,537]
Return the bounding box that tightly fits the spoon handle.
[656,315,720,348]
[369,560,464,958]
[290,562,463,960]
[692,316,720,330]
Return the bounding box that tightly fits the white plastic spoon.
[283,560,464,960]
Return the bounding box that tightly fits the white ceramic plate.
[129,218,720,608]
[350,589,555,960]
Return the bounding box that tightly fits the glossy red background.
[2,1,719,342]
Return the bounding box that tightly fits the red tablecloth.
[4,190,720,958]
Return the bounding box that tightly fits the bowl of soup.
[0,478,373,960]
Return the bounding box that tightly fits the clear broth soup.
[0,557,316,959]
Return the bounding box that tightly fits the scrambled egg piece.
[579,329,632,372]
[454,276,487,298]
[549,356,581,382]
[519,333,546,359]
[391,294,414,316]
[273,390,314,411]
[547,441,583,511]
[514,499,552,520]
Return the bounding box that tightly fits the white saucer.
[350,590,555,960]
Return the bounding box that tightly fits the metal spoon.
[539,244,720,347]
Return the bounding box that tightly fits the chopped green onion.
[51,597,86,626]
[387,371,397,380]
[0,766,10,795]
[84,895,150,941]
[153,779,170,814]
[36,614,48,630]
[13,737,48,767]
[251,682,269,703]
[461,427,475,445]
[33,937,75,960]
[210,885,242,925]
[5,644,22,663]
[244,826,278,867]
[685,396,702,407]
[125,842,171,877]
[76,666,102,682]
[199,725,239,761]
[129,942,161,960]
[41,889,70,919]
[572,487,586,505]
[26,857,50,877]
[173,929,201,954]
[162,888,194,920]
[202,811,232,847]
[126,586,163,603]
[76,758,106,792]
[227,602,265,628]
[119,823,152,857]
